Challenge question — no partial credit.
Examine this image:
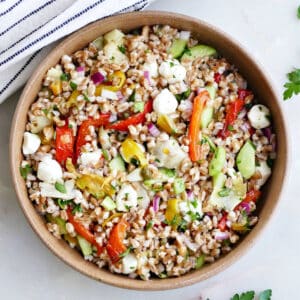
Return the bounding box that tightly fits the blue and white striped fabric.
[0,0,154,103]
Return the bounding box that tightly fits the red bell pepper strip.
[243,189,261,203]
[218,213,228,231]
[214,72,221,84]
[188,91,209,162]
[75,114,110,160]
[238,89,252,101]
[106,219,129,263]
[55,123,75,166]
[66,207,103,255]
[218,98,244,139]
[107,100,153,131]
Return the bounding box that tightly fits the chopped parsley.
[230,289,272,300]
[119,246,133,258]
[175,88,192,102]
[283,68,300,100]
[56,199,72,209]
[68,124,73,129]
[54,182,67,194]
[19,164,32,179]
[72,203,82,214]
[145,220,154,231]
[169,61,175,67]
[187,211,202,222]
[228,124,234,131]
[218,188,231,197]
[244,102,253,110]
[70,81,77,91]
[118,45,126,54]
[190,199,198,208]
[266,157,274,168]
[60,73,70,81]
[42,108,49,116]
[178,219,187,232]
[182,47,192,57]
[128,89,136,102]
[102,149,109,160]
[130,158,140,167]
[83,93,90,102]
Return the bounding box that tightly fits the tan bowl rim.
[9,11,289,290]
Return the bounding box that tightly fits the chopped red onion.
[238,108,247,119]
[116,91,124,101]
[262,127,272,142]
[91,72,105,85]
[187,190,194,200]
[144,71,151,85]
[76,66,85,72]
[239,201,251,214]
[240,122,250,133]
[109,114,117,123]
[215,231,229,241]
[148,123,160,137]
[152,195,160,213]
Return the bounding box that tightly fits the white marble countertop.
[1,0,299,299]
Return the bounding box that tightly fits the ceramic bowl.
[10,11,288,290]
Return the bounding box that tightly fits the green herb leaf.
[56,199,72,209]
[102,149,109,160]
[60,73,70,81]
[259,289,272,300]
[68,124,73,129]
[19,164,32,179]
[128,89,136,102]
[70,81,77,91]
[266,157,274,168]
[218,188,231,197]
[119,246,133,258]
[72,203,82,214]
[146,220,154,231]
[118,45,126,54]
[283,68,300,100]
[42,108,49,116]
[228,124,234,131]
[83,93,90,102]
[195,254,205,269]
[169,61,175,67]
[298,5,300,19]
[178,219,187,232]
[175,88,192,102]
[231,291,255,300]
[54,182,67,194]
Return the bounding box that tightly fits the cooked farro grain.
[20,25,275,280]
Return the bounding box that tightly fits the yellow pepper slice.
[165,198,182,228]
[50,80,62,96]
[66,90,80,108]
[102,213,123,227]
[157,114,177,134]
[95,71,126,96]
[120,138,147,167]
[76,174,115,199]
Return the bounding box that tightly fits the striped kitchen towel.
[0,0,155,103]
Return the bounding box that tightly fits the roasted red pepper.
[66,207,103,255]
[214,72,221,84]
[106,219,129,263]
[218,98,244,139]
[75,114,110,160]
[55,123,75,166]
[218,213,228,231]
[243,189,261,203]
[107,100,153,131]
[188,91,209,162]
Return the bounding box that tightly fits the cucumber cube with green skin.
[201,107,214,129]
[101,196,116,211]
[181,44,217,61]
[209,146,226,176]
[169,39,187,58]
[236,140,256,179]
[205,85,217,100]
[109,155,125,172]
[173,178,185,194]
[77,236,92,256]
[91,36,104,50]
[46,214,67,235]
[104,29,124,45]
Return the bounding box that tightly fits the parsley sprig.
[231,289,272,300]
[283,68,300,100]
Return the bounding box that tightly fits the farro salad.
[20,25,276,280]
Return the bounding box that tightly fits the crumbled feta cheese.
[116,184,138,211]
[159,59,186,83]
[122,253,138,274]
[40,180,77,200]
[247,104,271,129]
[256,160,271,187]
[127,168,143,182]
[46,66,62,81]
[101,88,118,100]
[80,150,101,166]
[37,157,62,183]
[22,132,41,155]
[179,199,203,222]
[143,60,158,78]
[153,88,178,115]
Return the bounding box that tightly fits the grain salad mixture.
[20,25,276,280]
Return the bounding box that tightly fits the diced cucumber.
[169,39,187,58]
[91,36,104,50]
[195,254,205,269]
[202,134,216,153]
[212,172,226,190]
[209,146,226,176]
[77,236,93,256]
[201,107,214,129]
[159,167,176,179]
[236,140,256,179]
[205,85,217,100]
[181,44,217,61]
[173,178,185,194]
[46,214,67,235]
[133,101,144,113]
[103,42,128,64]
[109,155,125,172]
[101,196,116,211]
[104,29,124,45]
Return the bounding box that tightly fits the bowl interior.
[10,11,288,290]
